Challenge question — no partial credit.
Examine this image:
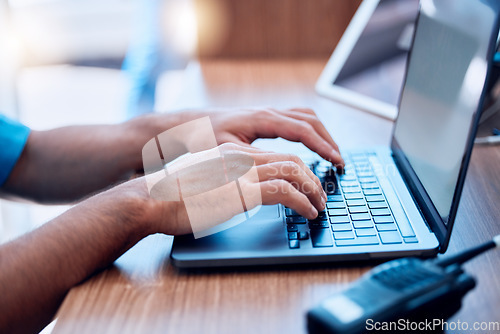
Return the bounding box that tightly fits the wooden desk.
[52,60,500,334]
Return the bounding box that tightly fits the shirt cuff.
[0,115,31,186]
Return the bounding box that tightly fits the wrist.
[92,179,157,240]
[112,179,191,237]
[121,112,179,170]
[122,110,206,172]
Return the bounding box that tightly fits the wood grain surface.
[52,59,500,334]
[196,0,362,58]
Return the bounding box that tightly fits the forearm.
[1,125,133,203]
[0,180,154,333]
[1,114,164,203]
[1,111,198,203]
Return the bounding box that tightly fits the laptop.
[171,0,500,268]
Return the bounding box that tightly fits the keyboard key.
[346,199,365,206]
[376,223,397,232]
[353,220,373,229]
[365,195,385,202]
[358,177,377,183]
[352,161,369,167]
[349,206,368,214]
[329,208,348,216]
[327,194,343,202]
[316,172,326,180]
[288,232,298,240]
[325,183,338,194]
[317,160,332,168]
[356,170,374,176]
[318,211,327,219]
[355,169,371,176]
[330,216,350,224]
[368,201,388,209]
[309,220,330,229]
[351,213,371,221]
[396,220,416,237]
[379,231,403,244]
[316,165,332,173]
[285,208,300,216]
[322,169,336,177]
[355,228,377,237]
[343,187,362,193]
[289,240,300,249]
[331,223,352,231]
[299,231,310,240]
[340,181,359,188]
[404,236,418,243]
[364,188,382,195]
[351,153,367,161]
[339,175,356,181]
[287,224,298,232]
[335,236,380,247]
[373,216,394,224]
[333,230,355,240]
[327,202,346,209]
[355,166,371,173]
[371,208,391,216]
[344,192,363,200]
[361,183,379,189]
[286,216,307,224]
[310,229,334,247]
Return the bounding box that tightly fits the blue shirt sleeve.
[0,114,31,186]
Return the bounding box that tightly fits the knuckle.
[286,153,301,164]
[268,180,285,195]
[256,109,274,119]
[271,179,286,187]
[288,161,303,177]
[276,179,292,192]
[283,160,299,172]
[311,118,322,128]
[300,121,313,131]
[299,122,314,135]
[220,142,236,150]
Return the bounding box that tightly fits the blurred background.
[0,0,361,263]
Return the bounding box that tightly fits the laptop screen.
[392,0,499,238]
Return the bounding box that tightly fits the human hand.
[140,143,327,236]
[139,107,344,167]
[209,108,344,167]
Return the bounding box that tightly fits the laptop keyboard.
[284,152,418,249]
